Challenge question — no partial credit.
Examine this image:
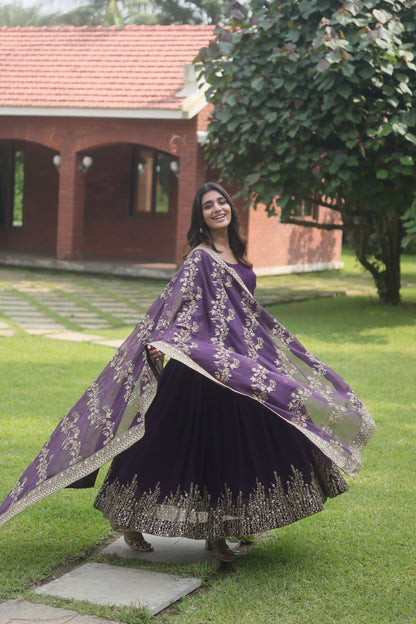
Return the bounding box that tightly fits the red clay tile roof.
[0,25,215,113]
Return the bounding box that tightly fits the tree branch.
[284,218,343,230]
[356,230,380,280]
[284,217,373,232]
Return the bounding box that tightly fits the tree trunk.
[355,211,402,305]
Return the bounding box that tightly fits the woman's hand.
[146,344,164,363]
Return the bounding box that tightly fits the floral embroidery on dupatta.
[0,246,375,529]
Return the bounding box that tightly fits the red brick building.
[0,25,342,273]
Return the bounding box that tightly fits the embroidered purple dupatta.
[0,247,375,527]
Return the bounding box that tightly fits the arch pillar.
[56,151,86,260]
[173,136,199,264]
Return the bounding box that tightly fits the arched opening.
[0,140,59,255]
[0,143,24,228]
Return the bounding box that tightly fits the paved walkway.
[0,266,165,342]
[0,264,375,342]
[0,537,240,623]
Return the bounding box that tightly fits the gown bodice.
[226,262,257,294]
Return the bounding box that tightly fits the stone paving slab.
[13,315,59,322]
[78,324,112,330]
[26,328,63,335]
[44,332,104,343]
[0,599,121,624]
[0,329,14,337]
[92,339,124,348]
[66,311,104,317]
[0,303,34,308]
[55,309,91,315]
[103,534,240,564]
[34,563,201,616]
[42,303,83,309]
[96,303,135,309]
[17,324,65,332]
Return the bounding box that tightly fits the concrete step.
[34,562,201,617]
[0,599,121,624]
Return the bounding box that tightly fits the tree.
[47,0,158,26]
[0,2,56,26]
[51,0,237,26]
[156,0,234,24]
[199,0,416,304]
[1,0,241,27]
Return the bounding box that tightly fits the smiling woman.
[187,182,252,267]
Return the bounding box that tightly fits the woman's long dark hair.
[185,182,252,267]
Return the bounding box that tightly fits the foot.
[210,538,235,563]
[123,530,153,552]
[205,539,213,551]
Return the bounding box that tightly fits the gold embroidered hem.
[93,456,349,540]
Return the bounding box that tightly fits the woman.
[0,183,375,563]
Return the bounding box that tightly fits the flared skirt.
[94,360,349,539]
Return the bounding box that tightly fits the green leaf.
[340,63,355,78]
[378,123,392,137]
[223,94,237,106]
[398,82,412,95]
[405,133,416,145]
[376,169,389,179]
[226,118,240,132]
[347,156,360,166]
[338,84,353,98]
[387,96,399,108]
[392,122,408,135]
[372,9,390,24]
[219,41,234,55]
[251,76,265,91]
[359,65,374,80]
[400,156,414,166]
[265,111,278,123]
[380,62,394,75]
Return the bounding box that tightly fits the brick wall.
[0,115,202,264]
[247,204,342,270]
[197,104,213,132]
[0,114,342,270]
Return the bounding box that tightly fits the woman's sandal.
[123,530,153,552]
[206,538,235,563]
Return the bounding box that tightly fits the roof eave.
[0,95,208,121]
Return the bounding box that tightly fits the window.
[0,144,25,228]
[290,198,320,221]
[130,147,177,216]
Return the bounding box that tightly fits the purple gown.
[94,263,349,540]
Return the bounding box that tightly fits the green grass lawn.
[0,253,415,623]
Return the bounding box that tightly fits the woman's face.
[201,190,232,233]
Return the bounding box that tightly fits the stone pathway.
[0,267,165,342]
[0,264,376,342]
[0,536,240,623]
